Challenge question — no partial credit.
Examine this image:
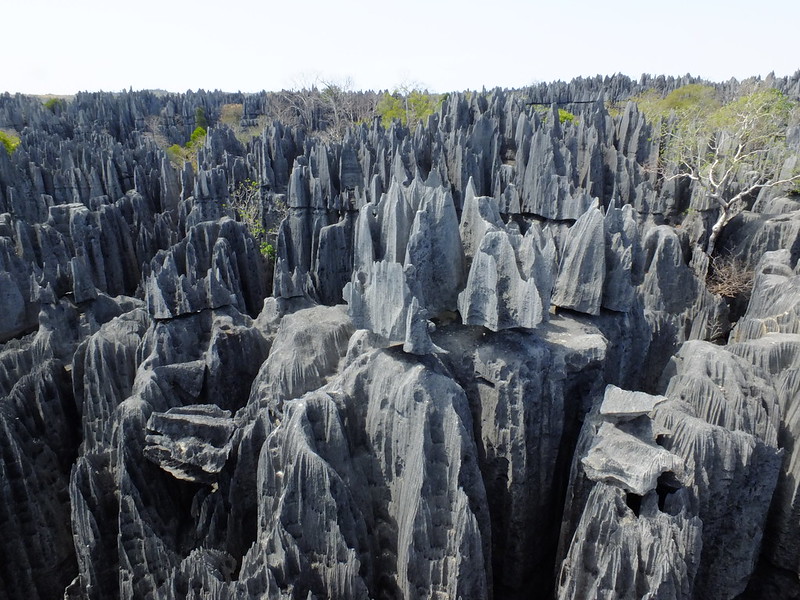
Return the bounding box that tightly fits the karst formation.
[2,73,800,599]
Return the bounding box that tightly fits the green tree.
[557,108,577,124]
[0,130,20,154]
[166,143,188,164]
[376,93,406,125]
[376,88,441,128]
[407,90,439,125]
[635,84,720,121]
[165,127,207,166]
[646,86,800,254]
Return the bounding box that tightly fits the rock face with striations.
[343,174,464,353]
[0,76,799,599]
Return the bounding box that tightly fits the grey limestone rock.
[558,372,703,599]
[602,203,640,312]
[343,259,421,348]
[718,199,800,268]
[552,205,606,315]
[640,227,704,314]
[144,405,236,484]
[3,79,800,599]
[458,229,548,331]
[556,384,687,566]
[0,359,79,600]
[185,168,230,228]
[459,177,503,268]
[0,189,165,343]
[559,360,782,600]
[457,179,557,332]
[403,177,465,316]
[730,249,800,342]
[729,335,800,580]
[652,340,782,599]
[68,303,269,599]
[581,420,684,496]
[239,392,372,599]
[600,384,667,419]
[0,235,37,341]
[516,109,597,221]
[145,218,267,319]
[345,176,463,353]
[432,314,607,597]
[248,304,354,405]
[652,399,781,599]
[638,225,728,386]
[723,265,800,599]
[312,212,356,305]
[334,347,492,600]
[557,481,702,600]
[204,340,495,600]
[660,340,780,446]
[133,306,269,413]
[72,308,151,452]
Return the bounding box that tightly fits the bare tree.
[649,87,800,254]
[228,179,270,259]
[269,75,379,139]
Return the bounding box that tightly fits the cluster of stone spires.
[0,73,800,598]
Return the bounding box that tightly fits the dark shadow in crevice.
[625,492,642,516]
[656,471,682,513]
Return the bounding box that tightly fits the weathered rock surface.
[419,314,608,598]
[730,249,800,342]
[552,205,606,315]
[1,76,799,599]
[344,176,464,353]
[144,405,236,483]
[556,386,699,600]
[558,481,703,600]
[712,251,800,598]
[558,347,784,600]
[145,217,267,319]
[248,303,353,405]
[719,198,800,268]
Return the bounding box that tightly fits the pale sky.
[3,0,798,95]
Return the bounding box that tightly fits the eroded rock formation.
[1,74,799,599]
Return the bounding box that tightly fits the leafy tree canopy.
[377,89,442,128]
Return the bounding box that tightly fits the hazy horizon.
[3,0,799,96]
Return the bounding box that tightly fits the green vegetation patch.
[531,105,579,125]
[43,97,66,113]
[377,89,443,128]
[558,108,577,124]
[166,126,207,165]
[195,107,208,129]
[188,126,207,148]
[227,178,285,260]
[637,84,800,254]
[632,84,720,122]
[0,130,20,154]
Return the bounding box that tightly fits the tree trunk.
[706,201,732,255]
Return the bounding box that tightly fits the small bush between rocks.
[707,255,754,300]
